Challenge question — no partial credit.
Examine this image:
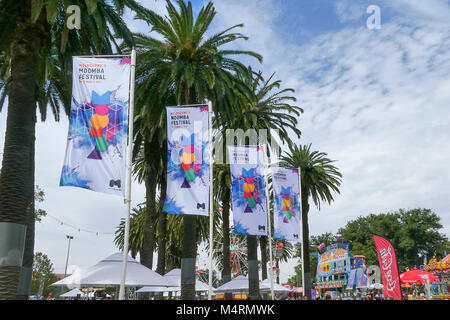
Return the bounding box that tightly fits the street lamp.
[64,235,74,279]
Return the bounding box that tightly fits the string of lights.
[45,213,115,236]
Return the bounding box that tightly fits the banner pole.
[297,167,305,297]
[263,143,275,300]
[119,48,136,300]
[208,100,214,300]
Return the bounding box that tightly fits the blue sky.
[1,0,449,283]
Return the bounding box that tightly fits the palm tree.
[114,201,216,269]
[280,144,342,298]
[132,0,262,300]
[212,163,233,299]
[114,204,148,259]
[130,135,168,269]
[129,47,177,269]
[0,0,146,299]
[222,67,303,148]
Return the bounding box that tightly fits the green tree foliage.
[114,204,148,260]
[338,208,450,271]
[114,202,215,271]
[30,252,59,298]
[34,185,47,222]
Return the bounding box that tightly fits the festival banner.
[60,57,131,196]
[355,267,369,288]
[163,106,210,216]
[373,234,402,300]
[271,167,301,242]
[228,146,267,236]
[346,269,357,290]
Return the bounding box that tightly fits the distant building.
[55,273,71,280]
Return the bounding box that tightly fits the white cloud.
[384,0,450,23]
[335,1,366,23]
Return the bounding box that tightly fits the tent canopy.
[215,275,248,293]
[259,279,292,293]
[51,253,175,288]
[60,288,86,298]
[162,268,212,292]
[136,286,180,293]
[400,269,439,284]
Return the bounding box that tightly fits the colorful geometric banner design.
[271,167,301,242]
[228,146,267,236]
[163,106,210,216]
[60,57,131,196]
[373,234,402,300]
[346,269,357,290]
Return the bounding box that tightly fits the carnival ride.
[423,254,450,299]
[229,234,248,277]
[397,255,449,300]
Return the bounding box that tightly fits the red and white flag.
[373,234,402,300]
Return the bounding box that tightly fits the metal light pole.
[64,235,74,278]
[38,273,46,299]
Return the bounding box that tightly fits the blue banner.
[60,57,131,196]
[228,146,267,236]
[163,106,210,216]
[271,167,301,242]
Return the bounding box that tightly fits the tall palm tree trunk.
[247,235,261,300]
[221,189,232,300]
[155,161,167,301]
[156,161,167,276]
[141,172,156,267]
[17,119,36,300]
[180,93,198,300]
[260,236,268,280]
[301,188,311,298]
[181,215,197,300]
[140,142,157,269]
[259,236,269,299]
[0,3,42,299]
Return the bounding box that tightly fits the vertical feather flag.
[60,57,131,196]
[373,234,402,300]
[228,146,267,236]
[163,106,210,216]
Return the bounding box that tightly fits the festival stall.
[314,242,369,299]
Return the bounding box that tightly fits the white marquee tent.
[51,253,175,288]
[259,278,292,293]
[136,286,180,293]
[59,288,86,298]
[161,268,212,292]
[214,275,249,293]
